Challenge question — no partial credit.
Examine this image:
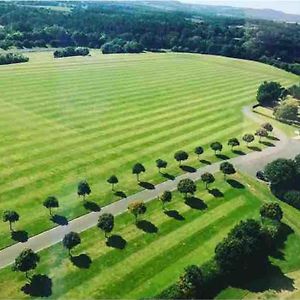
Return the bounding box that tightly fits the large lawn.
[0,172,282,298]
[0,52,298,249]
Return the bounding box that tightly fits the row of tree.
[0,52,29,65]
[53,47,89,58]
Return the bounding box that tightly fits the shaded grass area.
[0,52,297,249]
[0,173,267,298]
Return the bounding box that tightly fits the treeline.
[0,52,29,65]
[53,46,89,58]
[159,203,285,299]
[0,3,299,73]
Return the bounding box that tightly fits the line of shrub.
[0,53,29,65]
[53,47,89,58]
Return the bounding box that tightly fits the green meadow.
[0,51,298,250]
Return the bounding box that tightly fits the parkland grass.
[0,51,298,250]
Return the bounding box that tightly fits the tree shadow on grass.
[51,214,68,226]
[11,230,28,243]
[83,201,101,212]
[267,135,280,141]
[200,159,211,165]
[164,210,185,221]
[216,154,230,160]
[209,188,224,198]
[139,181,155,190]
[180,165,197,173]
[106,234,127,250]
[21,274,52,297]
[248,146,262,152]
[114,190,127,198]
[232,149,246,156]
[227,179,245,189]
[162,172,175,181]
[185,196,207,210]
[71,254,92,269]
[260,141,275,147]
[137,220,158,233]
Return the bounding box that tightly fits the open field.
[0,51,298,250]
[0,172,286,298]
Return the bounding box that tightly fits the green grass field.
[0,51,298,250]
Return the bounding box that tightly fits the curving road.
[0,106,299,269]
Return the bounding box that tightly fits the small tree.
[107,175,118,191]
[228,138,240,150]
[260,203,283,222]
[210,142,223,155]
[220,162,236,180]
[3,210,19,232]
[177,178,197,199]
[97,213,114,238]
[62,232,81,256]
[256,81,283,106]
[43,196,59,217]
[242,133,255,146]
[128,201,147,224]
[255,128,268,142]
[156,159,167,173]
[77,180,91,201]
[194,146,204,159]
[13,248,40,280]
[132,163,146,182]
[201,172,215,190]
[174,150,189,166]
[261,123,273,133]
[159,191,172,210]
[178,265,203,298]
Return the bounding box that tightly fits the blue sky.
[180,0,300,14]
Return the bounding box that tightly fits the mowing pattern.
[0,52,297,249]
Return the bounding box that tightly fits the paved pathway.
[0,106,299,269]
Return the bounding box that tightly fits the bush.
[53,47,89,58]
[283,190,300,209]
[0,53,29,65]
[274,100,299,121]
[157,283,182,299]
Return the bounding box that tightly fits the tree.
[128,201,147,223]
[97,213,114,238]
[242,133,255,146]
[132,163,146,182]
[255,128,268,142]
[62,232,81,256]
[107,175,118,191]
[77,180,91,201]
[228,138,240,150]
[220,162,236,180]
[261,123,273,133]
[43,196,59,216]
[174,150,189,166]
[156,159,167,173]
[260,202,283,222]
[201,172,215,190]
[159,190,172,210]
[13,248,40,279]
[194,146,204,159]
[256,81,283,106]
[210,142,223,155]
[178,265,203,298]
[3,210,19,232]
[274,101,298,121]
[177,178,197,198]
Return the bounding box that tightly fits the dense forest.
[0,1,299,74]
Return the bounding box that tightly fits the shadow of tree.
[209,188,224,198]
[162,172,175,181]
[200,159,211,165]
[227,179,245,189]
[267,135,280,141]
[51,214,68,226]
[106,234,127,250]
[185,197,207,210]
[260,141,275,147]
[71,254,92,269]
[216,154,230,160]
[21,274,52,297]
[137,220,158,233]
[139,181,155,190]
[114,191,127,198]
[232,150,246,156]
[248,146,262,152]
[164,210,185,221]
[180,165,197,173]
[11,230,28,243]
[83,201,101,212]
